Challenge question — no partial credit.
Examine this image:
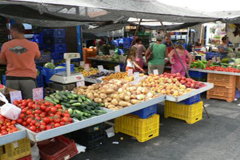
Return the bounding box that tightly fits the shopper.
[133,38,146,71]
[168,45,192,76]
[0,23,40,99]
[145,35,168,74]
[126,46,145,72]
[218,35,229,60]
[164,35,173,54]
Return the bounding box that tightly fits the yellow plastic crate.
[0,138,31,160]
[115,114,160,142]
[164,101,203,124]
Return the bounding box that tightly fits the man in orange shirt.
[0,23,40,99]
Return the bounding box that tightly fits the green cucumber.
[69,100,79,104]
[55,94,62,100]
[79,95,86,101]
[72,103,82,107]
[78,97,83,103]
[60,102,71,108]
[71,93,78,99]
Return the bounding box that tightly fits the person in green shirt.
[145,35,168,74]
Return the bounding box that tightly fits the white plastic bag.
[31,143,40,160]
[0,92,21,120]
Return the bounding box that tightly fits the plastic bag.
[0,92,21,120]
[31,143,40,160]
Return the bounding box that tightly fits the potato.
[108,104,115,109]
[94,93,99,97]
[104,102,111,107]
[87,93,94,100]
[119,101,127,107]
[124,95,130,101]
[88,86,95,90]
[119,93,125,100]
[100,93,107,99]
[94,98,102,103]
[105,89,115,94]
[103,99,109,103]
[130,99,139,104]
[111,99,119,105]
[113,94,120,100]
[107,97,112,101]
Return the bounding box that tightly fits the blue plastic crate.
[2,74,6,85]
[43,37,66,45]
[51,52,64,60]
[33,33,43,44]
[131,104,158,119]
[35,54,51,64]
[43,29,65,37]
[45,44,66,53]
[41,65,74,83]
[189,71,207,78]
[112,40,119,47]
[206,52,217,60]
[180,94,201,105]
[118,49,124,54]
[37,74,44,87]
[123,38,133,49]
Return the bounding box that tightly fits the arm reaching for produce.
[168,49,175,64]
[132,61,145,73]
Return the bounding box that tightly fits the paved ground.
[72,96,240,160]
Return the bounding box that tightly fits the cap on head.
[10,23,25,34]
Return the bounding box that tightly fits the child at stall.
[126,46,145,72]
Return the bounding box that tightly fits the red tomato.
[29,126,36,131]
[1,130,8,135]
[54,118,60,123]
[54,123,60,128]
[21,108,27,113]
[55,104,61,109]
[26,110,32,115]
[26,118,32,124]
[40,113,46,118]
[50,107,57,114]
[44,101,50,106]
[45,107,50,113]
[19,113,25,119]
[28,102,34,108]
[17,119,23,124]
[22,122,27,126]
[40,105,46,111]
[21,102,27,107]
[43,117,50,124]
[60,121,65,126]
[62,117,69,122]
[35,110,41,114]
[40,125,45,131]
[11,120,16,125]
[46,125,52,130]
[27,99,32,103]
[13,101,19,106]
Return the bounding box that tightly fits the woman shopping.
[145,35,168,74]
[133,38,146,71]
[168,45,192,76]
[218,35,229,60]
[126,46,145,73]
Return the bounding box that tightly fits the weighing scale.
[50,53,84,84]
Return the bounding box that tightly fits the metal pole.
[123,19,142,69]
[159,21,190,78]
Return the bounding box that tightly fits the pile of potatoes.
[73,79,160,111]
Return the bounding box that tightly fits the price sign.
[134,72,140,81]
[128,69,133,77]
[80,61,85,67]
[32,87,43,101]
[10,91,22,103]
[76,81,85,87]
[84,64,89,71]
[114,65,120,73]
[98,65,104,72]
[153,69,159,75]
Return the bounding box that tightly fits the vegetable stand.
[17,95,165,142]
[88,58,124,70]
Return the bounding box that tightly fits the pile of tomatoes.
[14,99,72,133]
[0,115,18,136]
[205,66,240,73]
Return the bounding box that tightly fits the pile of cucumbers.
[44,90,107,121]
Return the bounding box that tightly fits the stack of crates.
[0,138,31,160]
[70,123,106,150]
[115,105,160,142]
[43,29,66,60]
[207,73,236,102]
[189,71,207,82]
[165,100,203,124]
[164,94,203,124]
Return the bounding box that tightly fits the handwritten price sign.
[32,87,43,101]
[10,91,22,103]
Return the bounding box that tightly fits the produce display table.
[166,83,214,102]
[18,95,166,142]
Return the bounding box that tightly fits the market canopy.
[0,0,219,27]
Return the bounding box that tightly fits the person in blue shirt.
[218,35,229,60]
